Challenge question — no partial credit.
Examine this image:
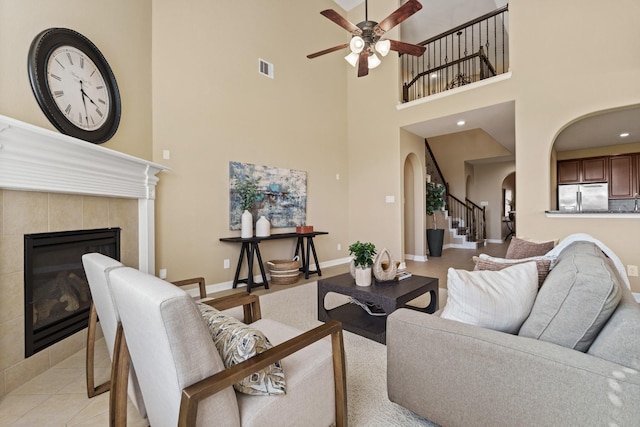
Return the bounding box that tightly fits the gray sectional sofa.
[387,239,640,426]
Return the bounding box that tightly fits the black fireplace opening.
[24,228,120,357]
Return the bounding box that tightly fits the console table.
[219,231,328,292]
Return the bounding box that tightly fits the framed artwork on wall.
[229,161,307,230]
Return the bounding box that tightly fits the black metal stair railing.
[401,5,509,102]
[425,139,486,243]
[446,194,486,243]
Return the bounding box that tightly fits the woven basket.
[267,259,301,285]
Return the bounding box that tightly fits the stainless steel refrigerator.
[558,183,609,211]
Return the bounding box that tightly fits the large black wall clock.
[28,28,121,144]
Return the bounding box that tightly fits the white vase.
[241,210,253,238]
[355,267,372,287]
[256,216,271,237]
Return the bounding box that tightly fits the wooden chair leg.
[110,323,129,427]
[331,327,348,427]
[86,302,110,397]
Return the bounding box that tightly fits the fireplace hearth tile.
[0,272,22,323]
[3,191,48,236]
[49,194,83,232]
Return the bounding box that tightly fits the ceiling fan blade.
[357,51,369,77]
[389,39,426,57]
[320,9,363,35]
[374,0,423,35]
[307,44,349,59]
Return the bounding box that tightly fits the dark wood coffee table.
[317,273,439,344]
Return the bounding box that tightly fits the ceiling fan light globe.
[368,53,381,69]
[349,36,365,53]
[344,51,359,67]
[375,39,391,57]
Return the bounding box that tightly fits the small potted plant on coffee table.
[348,241,376,286]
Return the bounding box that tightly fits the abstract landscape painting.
[229,161,307,230]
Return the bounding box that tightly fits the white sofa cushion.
[441,262,538,333]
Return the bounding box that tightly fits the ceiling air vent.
[258,59,274,79]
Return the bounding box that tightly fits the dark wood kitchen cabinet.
[609,155,635,198]
[636,154,640,197]
[557,157,607,184]
[557,160,581,184]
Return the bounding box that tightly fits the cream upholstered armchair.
[82,253,147,425]
[83,254,247,425]
[107,265,347,427]
[172,276,211,300]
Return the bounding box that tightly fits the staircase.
[446,215,483,249]
[446,194,486,249]
[425,139,487,249]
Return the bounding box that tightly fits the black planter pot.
[426,228,445,257]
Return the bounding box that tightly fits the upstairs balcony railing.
[401,5,509,103]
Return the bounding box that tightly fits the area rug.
[258,282,439,427]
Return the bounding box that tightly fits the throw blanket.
[545,233,630,289]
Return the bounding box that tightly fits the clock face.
[28,28,121,144]
[46,46,111,131]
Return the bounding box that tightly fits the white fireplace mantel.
[0,114,169,273]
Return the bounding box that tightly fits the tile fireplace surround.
[0,115,168,396]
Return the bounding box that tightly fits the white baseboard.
[486,239,504,244]
[185,257,352,297]
[405,254,428,262]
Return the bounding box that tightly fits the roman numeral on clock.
[65,104,71,114]
[66,52,73,65]
[53,90,64,98]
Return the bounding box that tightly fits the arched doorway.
[501,172,516,239]
[403,153,426,260]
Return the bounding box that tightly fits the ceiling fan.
[307,0,426,77]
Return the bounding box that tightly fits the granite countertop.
[546,210,640,217]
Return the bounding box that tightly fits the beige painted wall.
[471,162,515,241]
[0,0,152,159]
[348,0,640,291]
[151,0,350,283]
[428,128,512,198]
[557,142,640,160]
[510,0,640,291]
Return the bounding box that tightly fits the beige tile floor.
[0,242,508,426]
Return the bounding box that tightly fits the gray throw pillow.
[518,242,621,352]
[587,276,640,370]
[197,302,286,395]
[505,237,555,259]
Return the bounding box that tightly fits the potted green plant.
[348,241,376,286]
[426,182,446,257]
[235,175,260,238]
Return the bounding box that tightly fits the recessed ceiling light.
[620,132,630,138]
[457,120,466,126]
